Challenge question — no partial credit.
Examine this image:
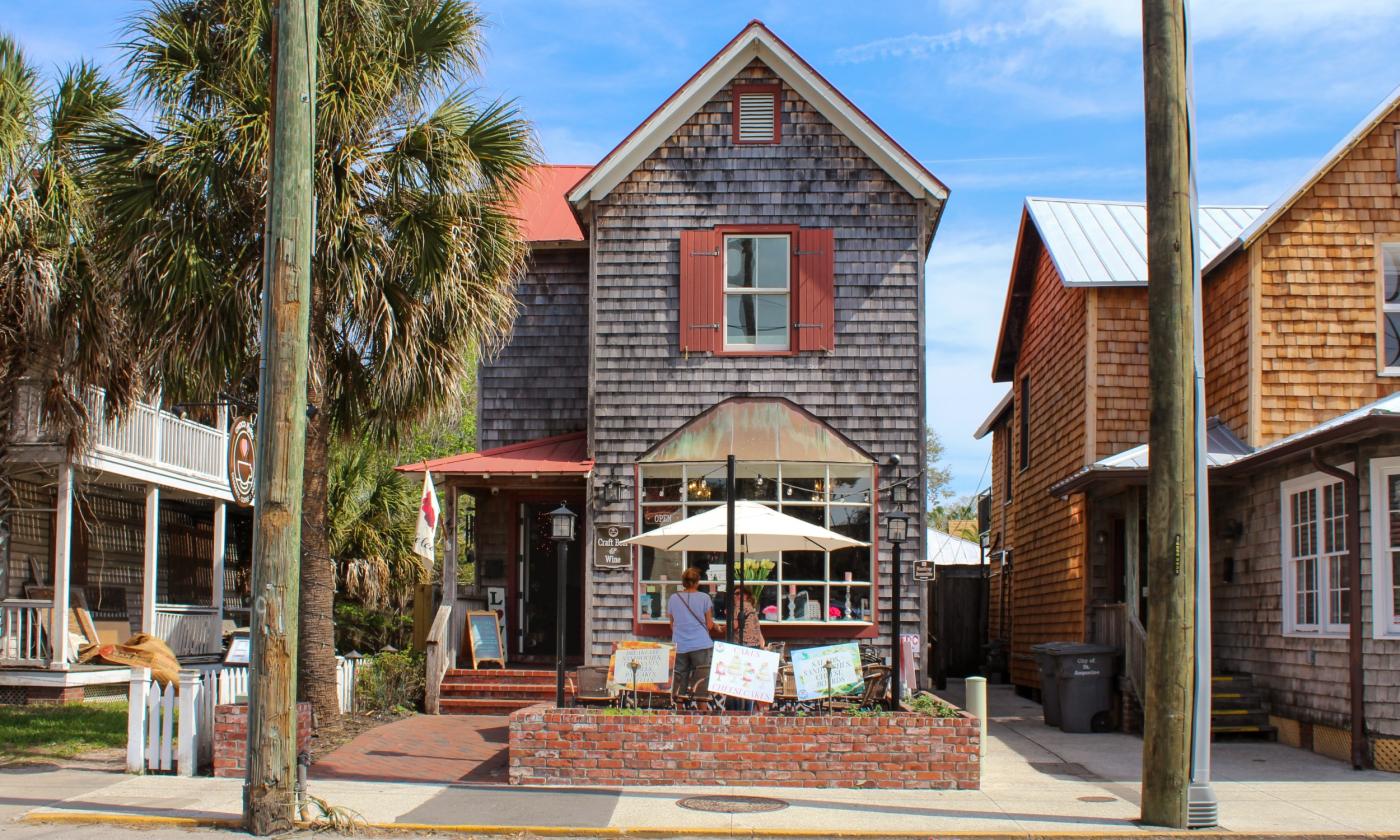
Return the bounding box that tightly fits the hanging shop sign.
[594,524,633,570]
[912,559,935,582]
[227,418,256,507]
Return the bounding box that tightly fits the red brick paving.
[311,714,511,784]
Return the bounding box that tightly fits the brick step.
[440,697,548,716]
[445,669,560,683]
[441,683,573,699]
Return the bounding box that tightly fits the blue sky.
[7,0,1400,497]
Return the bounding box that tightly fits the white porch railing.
[154,605,222,658]
[0,599,51,666]
[12,382,228,488]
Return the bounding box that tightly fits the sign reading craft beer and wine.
[227,417,256,507]
[594,524,633,570]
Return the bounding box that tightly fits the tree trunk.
[298,361,339,730]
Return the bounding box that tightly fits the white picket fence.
[127,656,359,775]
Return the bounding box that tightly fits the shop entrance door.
[516,500,584,659]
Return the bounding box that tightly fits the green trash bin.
[1051,643,1118,733]
[1030,642,1074,727]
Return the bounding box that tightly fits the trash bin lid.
[1029,641,1079,653]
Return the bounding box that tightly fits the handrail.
[1125,613,1147,702]
[424,605,452,715]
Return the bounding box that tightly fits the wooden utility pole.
[244,0,316,833]
[1141,0,1198,828]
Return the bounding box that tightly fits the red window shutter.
[678,229,722,353]
[795,228,835,351]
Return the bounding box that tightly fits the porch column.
[442,485,458,665]
[142,484,159,634]
[211,502,226,624]
[48,462,74,670]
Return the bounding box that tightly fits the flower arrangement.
[735,556,775,603]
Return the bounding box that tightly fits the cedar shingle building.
[408,22,947,666]
[979,85,1400,770]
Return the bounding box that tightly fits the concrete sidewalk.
[9,683,1400,837]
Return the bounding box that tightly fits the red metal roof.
[396,431,592,476]
[511,165,590,243]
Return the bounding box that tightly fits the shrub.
[334,602,413,654]
[907,692,959,718]
[355,650,425,713]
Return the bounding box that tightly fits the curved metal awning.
[639,397,873,464]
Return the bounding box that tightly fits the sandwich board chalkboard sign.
[464,610,505,669]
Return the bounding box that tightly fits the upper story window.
[1281,470,1350,637]
[733,85,780,144]
[725,235,790,351]
[1368,457,1400,638]
[678,226,833,355]
[1381,244,1400,374]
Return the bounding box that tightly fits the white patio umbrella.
[620,500,868,554]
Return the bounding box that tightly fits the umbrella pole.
[725,455,735,644]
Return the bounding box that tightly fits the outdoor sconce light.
[549,502,577,542]
[599,479,624,505]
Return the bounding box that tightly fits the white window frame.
[722,234,790,352]
[1368,456,1400,639]
[1280,469,1351,638]
[1378,242,1400,376]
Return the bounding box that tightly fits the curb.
[20,812,1397,839]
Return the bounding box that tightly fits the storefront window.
[636,462,875,625]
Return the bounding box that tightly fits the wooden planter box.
[508,707,980,790]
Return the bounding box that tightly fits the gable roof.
[566,20,948,212]
[510,164,590,245]
[991,199,1266,381]
[1027,198,1264,287]
[396,431,592,476]
[973,390,1012,440]
[926,529,983,566]
[1204,83,1400,274]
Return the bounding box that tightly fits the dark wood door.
[932,568,988,687]
[517,500,583,659]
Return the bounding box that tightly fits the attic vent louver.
[733,86,779,144]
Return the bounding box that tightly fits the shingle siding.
[1211,444,1400,739]
[585,60,928,661]
[479,248,590,451]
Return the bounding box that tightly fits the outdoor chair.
[573,665,614,706]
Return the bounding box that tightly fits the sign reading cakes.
[594,524,632,571]
[227,417,256,507]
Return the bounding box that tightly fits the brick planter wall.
[214,702,313,779]
[509,708,980,790]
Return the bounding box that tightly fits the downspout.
[1310,446,1368,769]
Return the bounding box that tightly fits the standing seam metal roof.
[1025,198,1266,287]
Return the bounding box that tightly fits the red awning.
[396,431,592,476]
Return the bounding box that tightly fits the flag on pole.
[413,470,440,561]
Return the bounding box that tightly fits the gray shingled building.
[410,21,948,678]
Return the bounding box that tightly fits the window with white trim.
[1281,471,1351,636]
[724,234,790,351]
[1368,457,1400,637]
[1381,244,1400,373]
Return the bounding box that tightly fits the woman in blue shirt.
[669,567,716,698]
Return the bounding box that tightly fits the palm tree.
[328,441,424,611]
[0,36,142,558]
[83,0,535,726]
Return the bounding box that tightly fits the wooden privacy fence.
[126,656,359,775]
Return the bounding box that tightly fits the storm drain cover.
[677,795,789,814]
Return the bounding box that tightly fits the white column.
[142,484,160,635]
[211,502,226,624]
[442,486,458,666]
[176,669,199,776]
[48,462,74,670]
[127,672,148,773]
